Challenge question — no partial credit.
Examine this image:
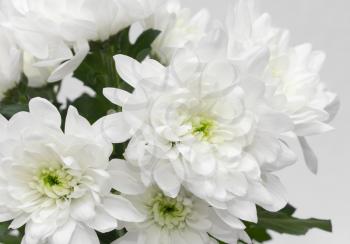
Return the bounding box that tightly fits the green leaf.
[72,27,160,124]
[0,76,62,119]
[0,222,23,244]
[66,93,115,124]
[244,204,332,243]
[244,226,272,242]
[279,204,297,216]
[130,29,161,61]
[257,210,332,235]
[74,27,160,93]
[0,104,28,118]
[97,229,126,244]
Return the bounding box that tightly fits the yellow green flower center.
[32,167,78,199]
[150,193,192,230]
[191,117,215,140]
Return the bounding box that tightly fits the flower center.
[42,173,61,187]
[150,193,192,230]
[191,116,215,140]
[32,167,78,199]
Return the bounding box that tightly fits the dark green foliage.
[71,27,161,124]
[241,204,332,243]
[97,229,126,244]
[0,222,24,244]
[0,76,61,119]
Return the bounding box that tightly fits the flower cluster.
[0,0,338,243]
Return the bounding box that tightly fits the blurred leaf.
[0,76,62,119]
[130,29,161,61]
[244,226,272,243]
[243,204,332,243]
[72,27,160,124]
[98,229,126,244]
[0,222,23,244]
[257,210,332,235]
[66,93,114,124]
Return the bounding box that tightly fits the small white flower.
[2,0,164,84]
[0,98,146,244]
[144,0,211,64]
[109,181,250,244]
[226,0,339,173]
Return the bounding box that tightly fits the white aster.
[102,49,296,224]
[0,98,146,244]
[110,183,250,244]
[226,0,339,173]
[1,0,164,84]
[143,0,211,64]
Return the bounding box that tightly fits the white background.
[180,0,350,243]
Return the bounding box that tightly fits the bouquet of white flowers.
[0,0,339,243]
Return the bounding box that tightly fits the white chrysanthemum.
[1,0,164,83]
[143,0,210,64]
[10,0,162,42]
[107,179,250,244]
[226,0,339,173]
[0,98,146,244]
[102,50,297,226]
[0,26,21,100]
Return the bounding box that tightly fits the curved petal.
[29,97,61,128]
[299,137,318,174]
[103,195,146,222]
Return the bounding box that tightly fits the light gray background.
[180,0,350,243]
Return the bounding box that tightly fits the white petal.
[325,95,340,123]
[294,121,333,136]
[50,220,77,244]
[71,194,96,221]
[229,200,257,223]
[87,207,118,233]
[103,195,146,222]
[153,162,181,198]
[65,106,92,137]
[108,159,146,195]
[246,47,270,75]
[191,151,216,176]
[9,214,30,229]
[69,224,99,244]
[225,172,248,197]
[299,137,318,174]
[103,88,131,107]
[215,209,245,229]
[96,113,132,143]
[29,97,61,128]
[48,40,89,82]
[0,207,16,222]
[24,221,57,243]
[259,111,294,134]
[170,47,200,84]
[260,174,288,212]
[114,55,141,87]
[180,230,204,244]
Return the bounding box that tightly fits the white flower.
[226,0,339,173]
[102,50,296,225]
[143,0,211,64]
[0,26,21,100]
[11,0,160,42]
[0,98,146,244]
[2,0,164,83]
[107,175,250,244]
